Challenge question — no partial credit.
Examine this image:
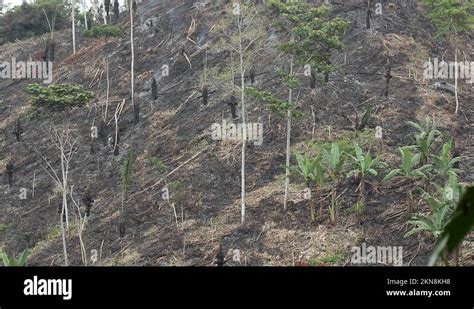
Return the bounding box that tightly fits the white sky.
[2,0,92,11]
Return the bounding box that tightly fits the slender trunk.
[360,174,365,202]
[60,202,69,266]
[238,17,246,224]
[72,0,76,54]
[105,60,109,122]
[319,185,323,217]
[454,51,459,115]
[83,3,88,30]
[130,4,137,124]
[283,58,293,211]
[331,177,336,225]
[407,190,413,213]
[60,142,69,230]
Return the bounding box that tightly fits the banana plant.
[407,116,441,166]
[428,185,474,266]
[347,143,386,220]
[383,146,432,212]
[431,139,462,180]
[295,152,325,222]
[405,175,463,242]
[322,142,346,225]
[1,249,30,266]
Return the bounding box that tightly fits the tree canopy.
[0,0,70,45]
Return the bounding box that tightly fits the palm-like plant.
[383,146,432,212]
[405,175,463,240]
[295,152,325,222]
[295,152,318,187]
[322,142,346,225]
[1,249,29,266]
[347,143,386,219]
[431,140,462,180]
[407,116,441,166]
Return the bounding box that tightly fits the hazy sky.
[2,0,91,11]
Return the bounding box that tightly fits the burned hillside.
[0,0,473,266]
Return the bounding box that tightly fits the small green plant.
[27,83,94,109]
[149,157,168,173]
[321,142,347,225]
[407,116,441,166]
[431,140,462,180]
[347,143,386,207]
[406,175,463,240]
[429,185,474,266]
[121,150,135,198]
[351,200,365,222]
[83,25,124,38]
[383,146,432,212]
[1,249,30,266]
[0,223,7,232]
[295,152,325,222]
[307,253,346,266]
[168,180,185,204]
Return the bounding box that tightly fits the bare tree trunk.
[283,57,293,212]
[238,16,246,224]
[130,6,137,124]
[70,187,88,265]
[454,51,459,115]
[83,0,88,30]
[38,126,77,266]
[72,0,76,54]
[104,60,110,122]
[60,207,69,266]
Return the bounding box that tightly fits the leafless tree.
[35,124,78,266]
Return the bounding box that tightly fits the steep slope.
[0,0,472,266]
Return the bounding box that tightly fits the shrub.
[1,248,29,266]
[83,25,124,38]
[26,83,94,109]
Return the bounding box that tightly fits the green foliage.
[422,0,474,39]
[26,83,94,109]
[149,157,168,173]
[347,143,386,179]
[347,143,385,216]
[246,87,301,118]
[407,116,441,165]
[84,25,124,38]
[405,175,462,239]
[322,142,347,176]
[1,249,30,266]
[382,146,432,182]
[307,253,346,266]
[431,140,462,179]
[429,186,474,265]
[295,152,324,187]
[168,180,185,203]
[276,68,300,89]
[121,150,135,195]
[268,0,348,78]
[0,223,6,232]
[0,0,70,44]
[321,142,347,224]
[352,200,366,217]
